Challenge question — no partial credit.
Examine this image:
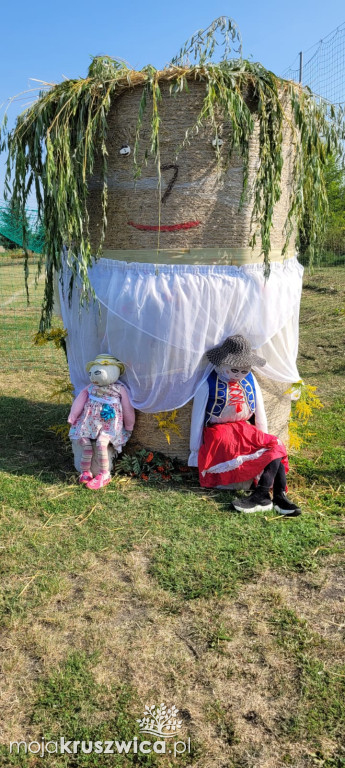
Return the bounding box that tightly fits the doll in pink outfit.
[68,354,135,489]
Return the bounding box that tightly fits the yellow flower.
[153,410,182,444]
[287,380,323,452]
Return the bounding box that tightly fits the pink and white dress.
[68,382,135,452]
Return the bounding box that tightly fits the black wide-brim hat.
[206,335,266,369]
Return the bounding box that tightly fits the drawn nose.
[161,164,179,205]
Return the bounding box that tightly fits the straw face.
[88,80,296,256]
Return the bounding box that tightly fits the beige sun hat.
[86,353,125,375]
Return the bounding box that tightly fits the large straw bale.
[86,78,296,469]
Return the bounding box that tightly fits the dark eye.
[212,138,223,148]
[231,369,239,373]
[241,370,249,374]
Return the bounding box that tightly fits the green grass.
[270,607,345,744]
[1,650,199,766]
[0,255,64,372]
[1,388,343,610]
[1,647,203,766]
[1,462,338,615]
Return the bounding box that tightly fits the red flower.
[157,465,165,472]
[141,473,149,481]
[146,452,154,463]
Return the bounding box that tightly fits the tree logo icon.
[137,703,183,738]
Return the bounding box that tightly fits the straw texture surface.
[88,80,296,256]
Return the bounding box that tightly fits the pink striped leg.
[78,437,93,483]
[95,433,112,474]
[86,434,112,490]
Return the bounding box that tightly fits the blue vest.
[205,370,256,425]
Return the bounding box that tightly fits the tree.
[0,204,21,249]
[298,155,345,264]
[0,203,44,252]
[322,155,345,262]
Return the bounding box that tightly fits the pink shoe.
[79,471,93,484]
[86,472,112,490]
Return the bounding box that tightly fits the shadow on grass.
[1,392,344,500]
[302,284,339,294]
[0,396,212,497]
[0,395,72,482]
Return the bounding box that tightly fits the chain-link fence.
[297,236,345,268]
[283,21,345,106]
[282,22,345,268]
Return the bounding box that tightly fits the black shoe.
[232,490,273,513]
[273,492,302,516]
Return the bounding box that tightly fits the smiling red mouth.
[127,220,200,232]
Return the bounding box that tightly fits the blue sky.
[1,0,344,203]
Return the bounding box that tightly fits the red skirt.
[198,420,289,488]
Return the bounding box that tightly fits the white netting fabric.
[58,255,303,411]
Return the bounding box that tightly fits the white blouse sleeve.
[188,380,209,467]
[252,374,268,434]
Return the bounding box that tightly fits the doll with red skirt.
[189,335,301,515]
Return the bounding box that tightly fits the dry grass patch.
[3,544,344,765]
